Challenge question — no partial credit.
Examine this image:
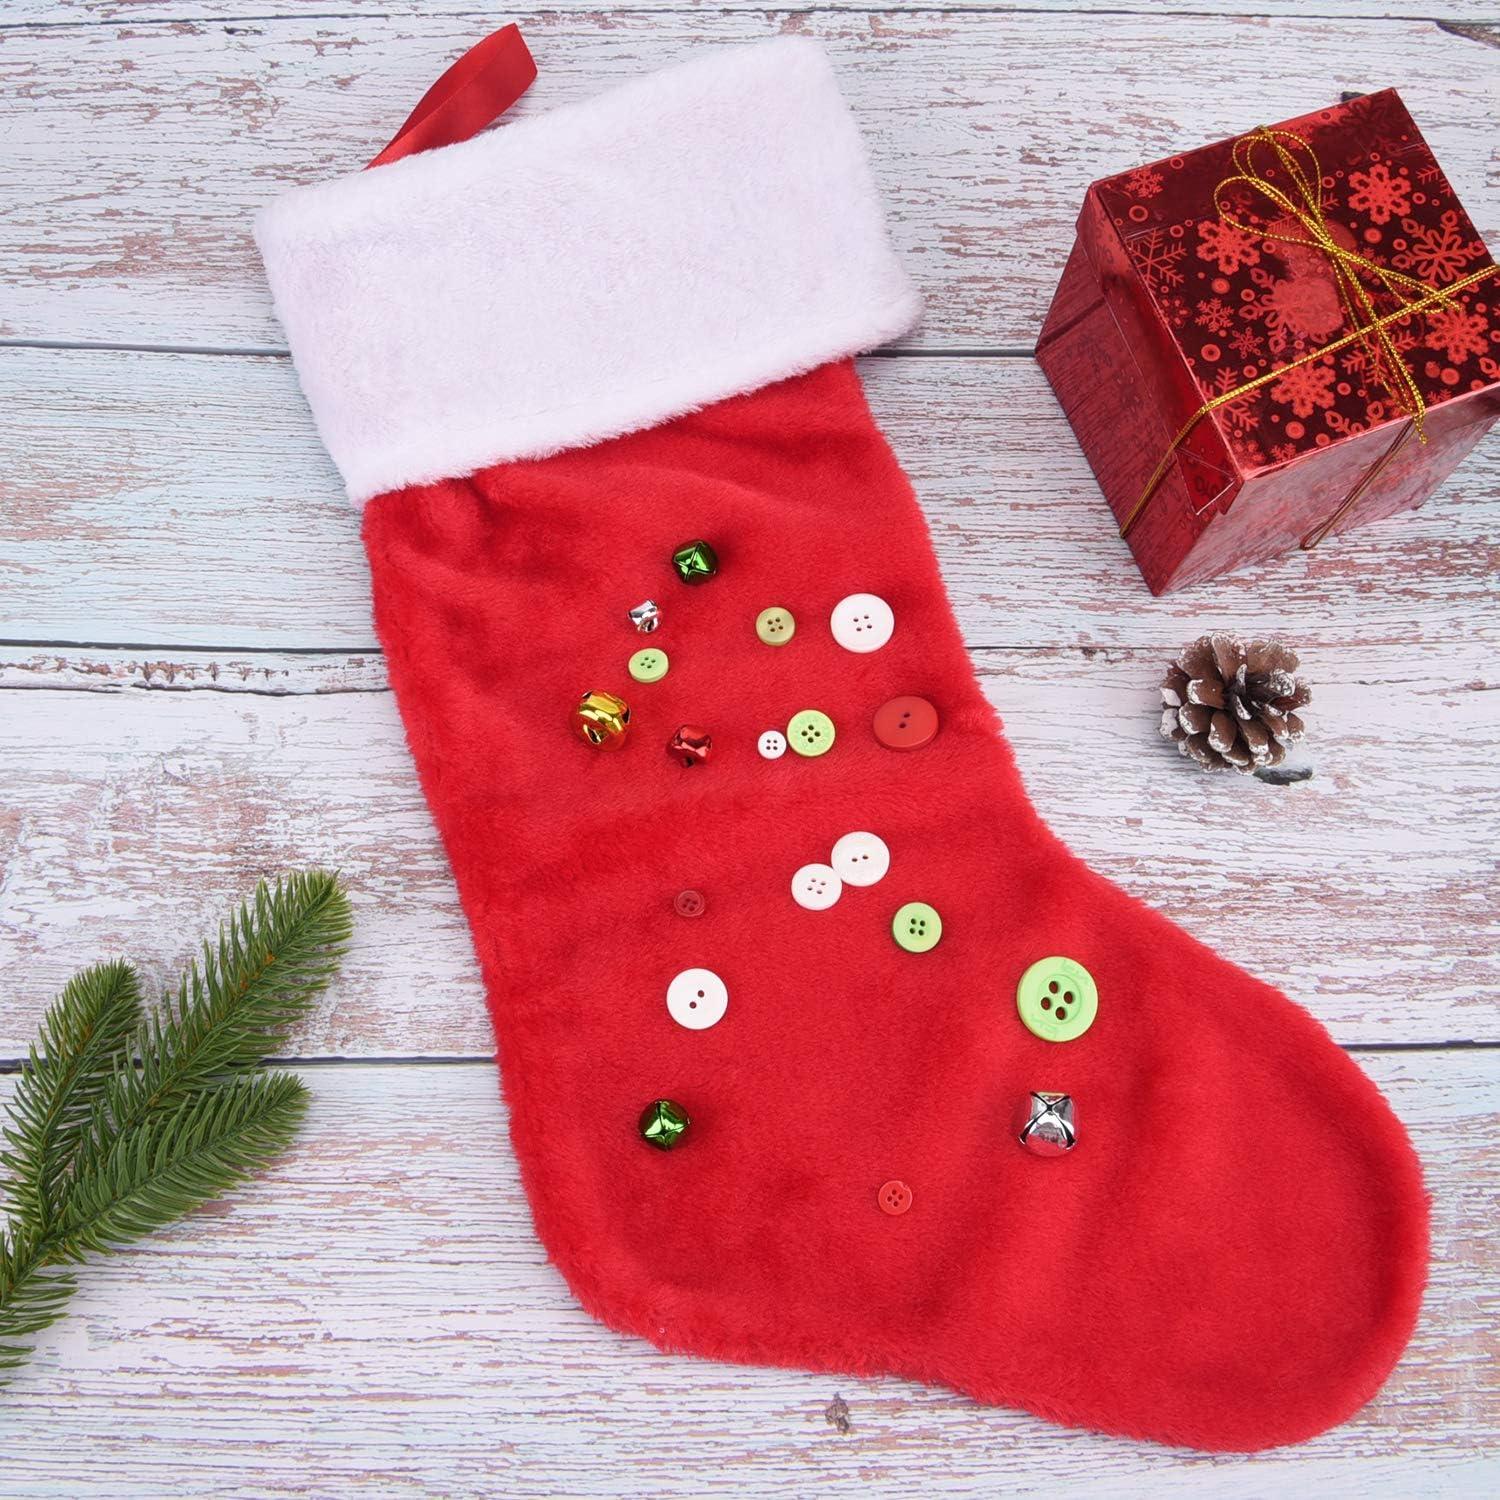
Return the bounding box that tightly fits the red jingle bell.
[668,725,712,767]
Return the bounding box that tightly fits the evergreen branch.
[0,872,348,1384]
[0,1074,307,1376]
[105,871,351,1133]
[55,1073,310,1260]
[0,1224,77,1372]
[0,961,142,1228]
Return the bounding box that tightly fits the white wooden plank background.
[5,350,1498,650]
[0,1053,1495,1498]
[2,641,1496,1051]
[3,11,1499,350]
[1,1,1497,1494]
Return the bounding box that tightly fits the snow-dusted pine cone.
[1159,634,1310,772]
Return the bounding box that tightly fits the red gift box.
[1037,90,1500,594]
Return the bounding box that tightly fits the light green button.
[892,902,942,953]
[628,647,669,684]
[787,709,835,758]
[1016,956,1098,1043]
[756,607,796,647]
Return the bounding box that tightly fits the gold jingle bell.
[574,690,631,749]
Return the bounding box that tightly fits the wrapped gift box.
[1036,90,1500,594]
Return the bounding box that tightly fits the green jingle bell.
[639,1099,690,1150]
[671,539,718,585]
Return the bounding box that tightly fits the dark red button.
[674,889,706,918]
[873,696,939,751]
[878,1179,913,1216]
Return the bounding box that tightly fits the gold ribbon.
[1119,127,1497,540]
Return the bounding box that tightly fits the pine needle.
[105,870,352,1133]
[0,871,351,1384]
[56,1073,310,1259]
[0,1076,307,1366]
[0,1225,75,1373]
[0,961,142,1227]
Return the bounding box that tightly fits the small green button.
[628,647,669,684]
[756,607,796,647]
[892,902,942,953]
[787,709,835,758]
[1016,956,1098,1043]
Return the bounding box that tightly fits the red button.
[877,1179,913,1216]
[674,890,706,918]
[873,696,939,751]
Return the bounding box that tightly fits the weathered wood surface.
[2,2,1498,1492]
[0,1054,1494,1497]
[9,1,1500,23]
[3,348,1497,651]
[2,641,1496,1053]
[1,10,1496,350]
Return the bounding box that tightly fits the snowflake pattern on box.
[1097,94,1498,471]
[1128,226,1187,294]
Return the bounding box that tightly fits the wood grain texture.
[1,9,1496,350]
[3,347,1497,652]
[0,1053,1494,1497]
[2,5,1498,1491]
[2,642,1496,1055]
[9,1,1500,24]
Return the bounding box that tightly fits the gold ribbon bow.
[1119,127,1497,541]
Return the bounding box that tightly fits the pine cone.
[1159,634,1310,772]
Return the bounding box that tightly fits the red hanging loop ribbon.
[366,24,536,169]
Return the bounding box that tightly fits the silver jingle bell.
[629,600,661,634]
[1017,1092,1076,1157]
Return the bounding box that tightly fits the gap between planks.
[3,641,1495,1052]
[4,349,1496,654]
[1,1044,1493,1073]
[0,340,1041,359]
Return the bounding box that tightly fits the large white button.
[830,593,895,653]
[830,831,890,887]
[758,729,787,760]
[791,863,843,911]
[666,968,728,1030]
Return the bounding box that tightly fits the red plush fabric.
[362,359,1428,1451]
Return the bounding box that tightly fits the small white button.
[791,863,843,911]
[830,593,895,653]
[830,831,890,887]
[666,968,728,1030]
[758,729,787,760]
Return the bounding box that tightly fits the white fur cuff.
[255,38,921,506]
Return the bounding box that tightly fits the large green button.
[787,709,835,758]
[1016,956,1098,1043]
[756,607,796,647]
[628,647,669,683]
[892,902,942,953]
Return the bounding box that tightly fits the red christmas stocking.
[257,35,1427,1451]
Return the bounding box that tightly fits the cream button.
[755,607,796,647]
[830,593,895,653]
[791,863,843,911]
[758,729,788,760]
[830,831,890,887]
[666,968,728,1030]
